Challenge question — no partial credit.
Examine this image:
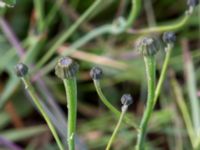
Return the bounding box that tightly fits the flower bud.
[162,32,176,44]
[137,36,160,56]
[15,63,29,77]
[187,0,199,7]
[90,67,103,80]
[55,57,79,79]
[121,94,133,106]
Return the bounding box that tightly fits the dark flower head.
[15,63,29,77]
[187,0,199,7]
[121,94,133,106]
[55,57,79,79]
[137,36,161,56]
[162,32,176,44]
[90,67,103,80]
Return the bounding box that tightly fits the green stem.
[63,78,77,150]
[94,80,139,131]
[44,0,63,28]
[183,47,200,138]
[71,0,141,48]
[35,0,102,69]
[153,44,172,107]
[171,76,196,148]
[105,106,127,150]
[71,24,112,49]
[126,0,141,28]
[136,56,156,150]
[134,13,190,34]
[20,77,64,150]
[34,0,141,72]
[34,0,44,32]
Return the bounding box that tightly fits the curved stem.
[153,44,172,107]
[126,0,141,28]
[63,78,77,150]
[105,106,127,150]
[136,56,156,150]
[35,0,103,69]
[93,80,139,131]
[20,77,64,150]
[34,0,141,75]
[133,13,190,34]
[71,24,112,49]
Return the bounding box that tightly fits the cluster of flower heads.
[137,32,176,57]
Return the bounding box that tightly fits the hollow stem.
[93,80,139,131]
[136,56,156,150]
[63,78,77,150]
[105,105,127,150]
[20,77,64,150]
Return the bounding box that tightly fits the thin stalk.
[125,0,141,28]
[153,44,172,107]
[34,0,44,32]
[136,56,156,150]
[71,24,112,49]
[94,80,139,131]
[133,13,190,34]
[34,0,141,73]
[63,78,77,150]
[105,107,127,150]
[170,75,196,148]
[20,77,64,150]
[35,0,102,69]
[71,0,141,48]
[44,0,63,28]
[183,43,200,138]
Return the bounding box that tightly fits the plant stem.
[35,0,102,69]
[34,0,141,74]
[63,78,77,150]
[126,0,141,28]
[34,0,44,32]
[153,44,172,107]
[71,0,141,48]
[105,106,127,150]
[44,0,63,28]
[71,24,112,49]
[170,74,196,148]
[94,80,139,131]
[20,77,64,150]
[133,13,190,34]
[136,56,156,150]
[182,41,200,138]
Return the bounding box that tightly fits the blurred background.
[0,0,199,150]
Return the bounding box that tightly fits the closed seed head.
[55,57,79,79]
[15,63,29,77]
[162,32,176,44]
[90,67,103,80]
[121,94,133,106]
[137,36,161,56]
